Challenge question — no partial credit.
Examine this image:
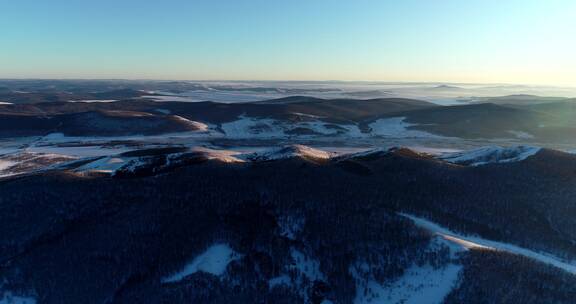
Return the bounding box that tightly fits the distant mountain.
[243,145,332,162]
[439,145,541,166]
[472,94,570,105]
[0,97,438,138]
[392,103,551,139]
[0,95,574,142]
[0,88,151,104]
[0,110,207,137]
[431,84,463,90]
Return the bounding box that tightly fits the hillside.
[2,145,576,303]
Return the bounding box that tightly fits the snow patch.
[268,275,293,289]
[350,235,463,304]
[155,109,171,114]
[74,156,128,174]
[244,145,331,161]
[190,147,245,163]
[171,115,209,131]
[290,249,326,281]
[351,263,462,304]
[440,145,541,166]
[221,116,286,138]
[277,215,305,240]
[291,112,323,119]
[0,160,17,172]
[162,244,242,283]
[0,292,36,304]
[221,115,365,138]
[368,117,441,138]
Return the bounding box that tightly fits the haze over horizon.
[2,0,576,86]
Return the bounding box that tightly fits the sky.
[1,0,576,85]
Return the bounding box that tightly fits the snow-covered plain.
[162,244,242,283]
[402,213,576,275]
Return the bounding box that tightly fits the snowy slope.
[439,145,541,166]
[171,116,209,131]
[401,213,576,275]
[0,152,77,178]
[351,263,462,304]
[243,145,332,161]
[162,244,242,283]
[350,237,463,304]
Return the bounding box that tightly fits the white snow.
[162,244,242,283]
[350,235,463,304]
[74,156,128,174]
[0,160,16,171]
[401,213,576,275]
[244,145,331,161]
[221,116,286,138]
[0,292,36,304]
[291,112,323,119]
[368,117,441,138]
[155,109,171,114]
[440,145,541,166]
[289,248,326,281]
[277,215,305,240]
[336,146,423,161]
[171,115,209,131]
[351,262,462,304]
[268,275,292,289]
[190,147,245,163]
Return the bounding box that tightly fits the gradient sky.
[1,0,575,85]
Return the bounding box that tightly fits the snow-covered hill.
[242,145,332,161]
[439,146,541,166]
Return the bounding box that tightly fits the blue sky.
[1,0,575,85]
